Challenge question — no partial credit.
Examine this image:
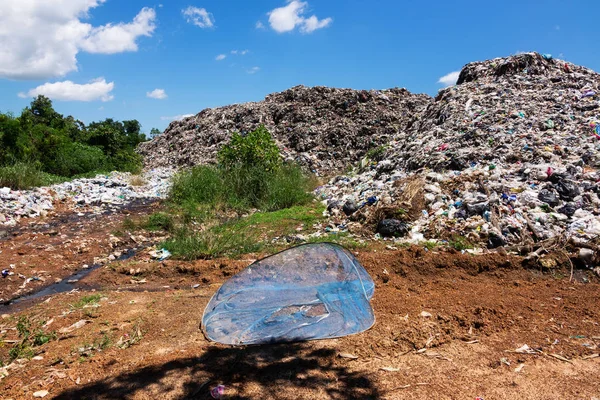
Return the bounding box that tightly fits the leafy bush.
[169,126,315,212]
[46,142,108,177]
[218,125,281,171]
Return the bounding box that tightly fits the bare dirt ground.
[1,208,600,399]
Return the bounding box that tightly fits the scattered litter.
[514,363,525,373]
[33,390,49,398]
[420,311,432,318]
[549,353,572,363]
[338,352,359,359]
[582,354,599,360]
[380,366,401,372]
[514,344,538,354]
[59,320,90,334]
[150,248,172,261]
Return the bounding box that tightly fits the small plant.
[163,226,261,260]
[365,145,387,162]
[5,316,56,363]
[449,235,474,251]
[422,240,439,250]
[72,294,102,309]
[143,212,174,232]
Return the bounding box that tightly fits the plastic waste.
[210,385,225,399]
[376,219,409,237]
[202,243,375,345]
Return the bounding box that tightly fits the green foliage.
[5,316,56,363]
[164,126,318,261]
[72,294,102,309]
[170,126,314,212]
[163,226,262,260]
[217,125,281,172]
[163,204,325,260]
[449,235,474,251]
[144,212,174,232]
[365,145,387,162]
[0,162,63,190]
[170,166,222,206]
[0,95,146,187]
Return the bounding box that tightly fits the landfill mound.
[319,52,600,256]
[138,86,430,174]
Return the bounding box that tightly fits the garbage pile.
[318,52,600,253]
[0,168,173,227]
[138,86,430,175]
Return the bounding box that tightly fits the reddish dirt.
[0,201,160,304]
[1,209,600,399]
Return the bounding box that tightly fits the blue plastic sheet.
[202,243,375,345]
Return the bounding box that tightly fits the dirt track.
[1,209,600,399]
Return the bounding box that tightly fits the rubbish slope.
[138,86,430,175]
[202,243,375,345]
[140,52,600,254]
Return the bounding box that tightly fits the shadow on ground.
[54,343,380,399]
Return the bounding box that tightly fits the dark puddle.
[1,248,138,314]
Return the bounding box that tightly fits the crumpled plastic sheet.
[202,243,375,345]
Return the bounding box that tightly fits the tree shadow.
[54,343,381,399]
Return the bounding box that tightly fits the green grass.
[169,163,315,213]
[0,162,64,190]
[72,294,102,309]
[143,212,174,232]
[163,203,326,260]
[306,232,367,249]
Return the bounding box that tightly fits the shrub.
[217,125,281,171]
[170,166,222,206]
[169,126,315,212]
[46,142,109,177]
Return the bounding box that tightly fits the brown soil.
[1,208,600,399]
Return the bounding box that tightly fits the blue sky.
[0,0,598,133]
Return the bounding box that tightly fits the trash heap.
[318,52,600,253]
[138,86,430,175]
[0,168,173,227]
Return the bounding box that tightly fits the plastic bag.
[202,243,375,345]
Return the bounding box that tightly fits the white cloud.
[437,71,460,87]
[161,114,194,121]
[268,1,332,34]
[216,54,227,61]
[182,6,214,28]
[18,78,115,102]
[146,88,167,99]
[256,21,265,30]
[230,50,249,55]
[300,15,333,34]
[80,7,156,54]
[247,67,260,74]
[0,1,157,80]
